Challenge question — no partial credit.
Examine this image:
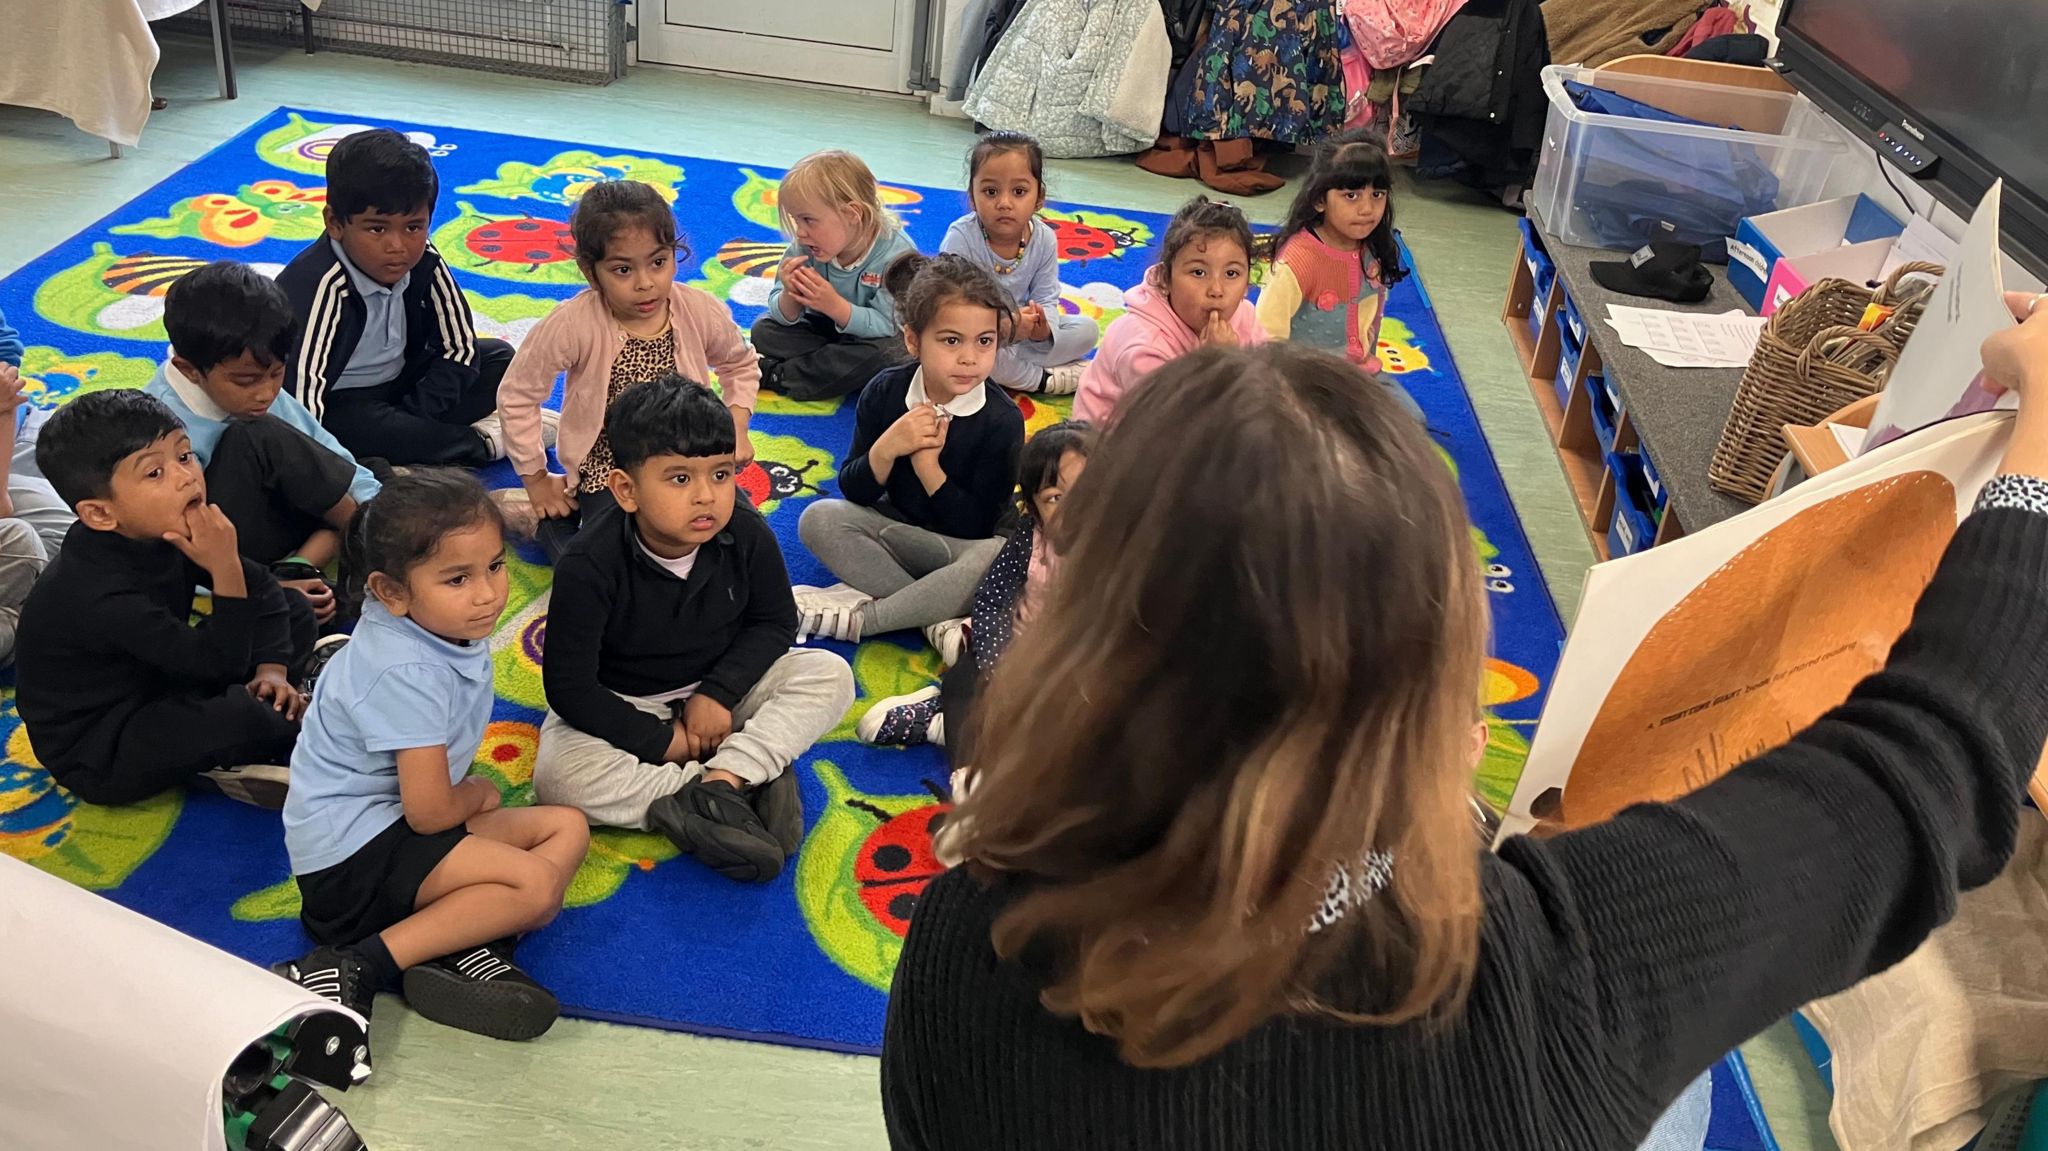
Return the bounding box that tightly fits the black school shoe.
[751,769,804,858]
[647,777,786,883]
[272,944,377,1074]
[196,763,292,810]
[401,943,559,1042]
[299,634,350,697]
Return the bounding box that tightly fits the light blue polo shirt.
[283,600,495,875]
[330,239,410,391]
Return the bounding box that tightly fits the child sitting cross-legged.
[15,391,317,808]
[145,261,382,629]
[499,179,761,562]
[793,253,1026,655]
[534,375,854,883]
[858,419,1092,760]
[279,129,544,469]
[274,470,589,1062]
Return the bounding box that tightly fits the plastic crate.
[1607,451,1658,557]
[1520,220,1556,342]
[1531,65,1852,255]
[1560,291,1589,350]
[1556,327,1584,409]
[1640,444,1665,503]
[1589,375,1619,454]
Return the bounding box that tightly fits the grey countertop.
[1530,204,1755,534]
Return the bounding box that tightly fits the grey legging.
[797,499,1003,635]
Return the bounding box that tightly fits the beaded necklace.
[983,224,1028,277]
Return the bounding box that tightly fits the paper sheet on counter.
[1606,305,1767,368]
[0,854,363,1151]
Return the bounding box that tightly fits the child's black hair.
[569,180,690,268]
[882,252,1016,339]
[325,128,439,223]
[1018,420,1092,521]
[967,130,1046,194]
[33,390,186,509]
[1267,133,1408,286]
[1150,197,1257,288]
[605,373,736,473]
[163,261,298,374]
[349,469,505,585]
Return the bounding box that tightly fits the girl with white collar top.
[795,253,1025,649]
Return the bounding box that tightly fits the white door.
[639,0,920,93]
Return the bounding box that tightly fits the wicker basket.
[1709,262,1943,503]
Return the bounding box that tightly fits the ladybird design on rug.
[795,761,952,991]
[1039,208,1152,263]
[434,203,581,284]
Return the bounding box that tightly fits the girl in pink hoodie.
[1074,198,1266,425]
[498,180,760,560]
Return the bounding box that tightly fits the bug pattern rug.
[0,108,1562,1054]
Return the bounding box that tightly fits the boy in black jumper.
[14,391,316,808]
[277,128,548,468]
[532,375,853,883]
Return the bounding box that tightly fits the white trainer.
[923,618,968,668]
[471,413,510,461]
[1039,362,1086,395]
[792,583,871,644]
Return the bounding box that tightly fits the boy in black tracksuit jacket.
[276,128,521,468]
[531,376,853,883]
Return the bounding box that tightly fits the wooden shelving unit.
[1503,245,1614,561]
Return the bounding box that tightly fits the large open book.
[1503,412,2048,837]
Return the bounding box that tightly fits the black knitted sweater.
[882,500,2048,1151]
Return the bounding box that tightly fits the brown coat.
[1545,0,1702,69]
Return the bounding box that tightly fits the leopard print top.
[580,327,677,494]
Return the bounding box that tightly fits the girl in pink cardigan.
[1073,198,1266,426]
[499,180,760,560]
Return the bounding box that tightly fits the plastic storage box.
[1531,65,1852,256]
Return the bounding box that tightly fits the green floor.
[0,37,1834,1151]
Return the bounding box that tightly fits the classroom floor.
[0,36,1836,1151]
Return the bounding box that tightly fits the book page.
[1861,182,2018,453]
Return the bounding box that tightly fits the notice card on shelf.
[1605,306,1767,368]
[1860,181,2018,454]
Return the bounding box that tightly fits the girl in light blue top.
[275,470,588,1069]
[940,131,1100,395]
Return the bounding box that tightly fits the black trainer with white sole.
[401,944,559,1041]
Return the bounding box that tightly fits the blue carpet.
[0,107,1564,1055]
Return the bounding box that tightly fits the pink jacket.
[1074,280,1267,424]
[499,283,761,478]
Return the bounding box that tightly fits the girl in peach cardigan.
[499,180,760,560]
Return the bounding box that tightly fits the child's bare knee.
[512,855,566,928]
[550,806,592,853]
